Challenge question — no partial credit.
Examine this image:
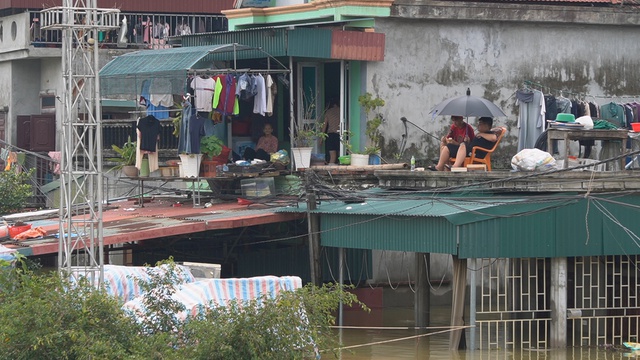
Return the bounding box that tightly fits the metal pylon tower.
[40,1,119,283]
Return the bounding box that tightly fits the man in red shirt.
[431,115,475,171]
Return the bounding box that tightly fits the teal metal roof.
[99,44,247,78]
[99,44,254,95]
[278,194,640,259]
[281,197,568,225]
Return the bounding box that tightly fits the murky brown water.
[333,306,639,359]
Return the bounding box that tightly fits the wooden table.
[547,129,629,169]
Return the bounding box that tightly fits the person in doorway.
[431,116,496,170]
[243,123,278,162]
[322,98,340,164]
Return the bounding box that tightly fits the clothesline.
[523,80,640,100]
[188,68,290,75]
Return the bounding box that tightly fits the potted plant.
[199,135,229,177]
[107,136,138,177]
[291,93,327,170]
[359,92,385,165]
[291,121,327,170]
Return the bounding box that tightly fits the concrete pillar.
[550,257,567,348]
[414,252,430,328]
[469,258,477,351]
[449,256,467,350]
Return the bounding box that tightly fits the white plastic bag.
[575,116,594,130]
[511,148,556,171]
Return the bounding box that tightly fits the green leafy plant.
[0,169,34,215]
[358,92,386,155]
[292,89,328,148]
[171,101,183,138]
[107,136,136,171]
[0,257,370,359]
[0,261,147,360]
[292,121,327,148]
[200,135,224,160]
[341,129,354,154]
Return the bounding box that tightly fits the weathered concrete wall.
[368,5,640,168]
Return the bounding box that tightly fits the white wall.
[0,13,31,54]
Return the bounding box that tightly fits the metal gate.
[473,256,640,350]
[474,258,551,350]
[568,256,640,347]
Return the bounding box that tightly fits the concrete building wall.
[0,13,31,53]
[368,15,640,168]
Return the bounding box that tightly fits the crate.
[241,177,275,198]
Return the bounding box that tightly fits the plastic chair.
[450,126,506,171]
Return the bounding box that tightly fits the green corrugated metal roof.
[287,28,332,58]
[280,197,562,225]
[182,27,332,59]
[182,28,289,58]
[101,99,137,108]
[99,44,247,78]
[279,194,640,259]
[99,44,255,95]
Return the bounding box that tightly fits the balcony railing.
[103,120,178,151]
[29,11,228,48]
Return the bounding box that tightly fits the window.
[41,95,56,113]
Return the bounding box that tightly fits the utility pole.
[305,171,321,285]
[40,1,119,284]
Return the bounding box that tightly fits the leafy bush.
[180,282,368,359]
[107,136,137,171]
[0,260,148,360]
[0,258,369,359]
[0,169,34,215]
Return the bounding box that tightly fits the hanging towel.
[48,151,61,175]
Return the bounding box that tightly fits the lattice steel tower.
[40,1,120,282]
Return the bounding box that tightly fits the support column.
[414,252,430,328]
[306,171,321,285]
[550,257,567,348]
[469,258,477,351]
[449,256,467,350]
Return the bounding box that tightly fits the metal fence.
[0,141,58,209]
[473,256,640,350]
[103,120,178,151]
[475,258,550,350]
[29,11,227,49]
[568,255,640,347]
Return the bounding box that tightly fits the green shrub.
[0,169,34,215]
[0,258,369,359]
[0,263,149,360]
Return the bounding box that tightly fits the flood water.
[333,306,639,360]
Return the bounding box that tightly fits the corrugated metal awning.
[183,27,385,62]
[99,44,254,95]
[278,197,551,225]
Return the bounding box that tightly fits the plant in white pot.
[291,93,327,170]
[107,136,138,177]
[291,120,326,170]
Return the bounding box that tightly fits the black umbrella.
[430,88,507,118]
